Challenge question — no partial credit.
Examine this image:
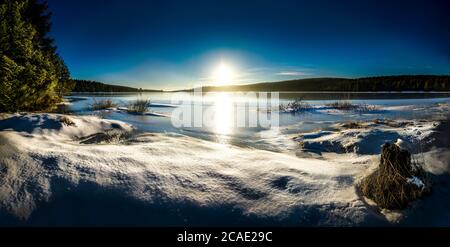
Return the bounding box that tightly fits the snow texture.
[0,113,449,226]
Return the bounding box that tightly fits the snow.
[0,113,385,226]
[406,176,425,189]
[0,113,133,141]
[295,120,438,155]
[0,113,449,226]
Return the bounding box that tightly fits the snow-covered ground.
[0,113,449,226]
[294,120,439,155]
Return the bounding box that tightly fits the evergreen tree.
[0,0,58,112]
[24,0,72,97]
[54,53,74,96]
[24,0,55,54]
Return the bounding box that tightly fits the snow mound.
[0,114,386,226]
[0,113,133,142]
[295,120,438,155]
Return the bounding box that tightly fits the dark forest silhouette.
[198,75,450,92]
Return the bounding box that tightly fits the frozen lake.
[65,92,450,151]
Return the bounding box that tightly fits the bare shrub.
[127,98,150,114]
[90,98,116,110]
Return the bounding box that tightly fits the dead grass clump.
[327,101,378,113]
[127,98,150,114]
[327,101,357,110]
[341,121,365,129]
[79,129,131,144]
[59,116,76,126]
[280,98,314,113]
[373,119,413,128]
[356,104,379,113]
[360,142,430,209]
[90,98,116,110]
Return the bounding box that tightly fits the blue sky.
[48,0,450,90]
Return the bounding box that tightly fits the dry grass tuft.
[59,116,76,126]
[127,98,150,114]
[280,98,314,113]
[341,121,365,129]
[327,101,357,110]
[78,129,131,144]
[90,98,116,110]
[327,101,379,113]
[360,142,430,209]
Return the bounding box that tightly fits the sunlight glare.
[214,93,233,140]
[212,62,235,86]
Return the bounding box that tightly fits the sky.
[48,0,450,90]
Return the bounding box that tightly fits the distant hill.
[182,75,450,92]
[73,75,450,93]
[72,79,162,93]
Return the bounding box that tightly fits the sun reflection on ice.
[213,93,234,143]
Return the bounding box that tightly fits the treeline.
[0,0,73,112]
[72,79,162,93]
[199,75,450,92]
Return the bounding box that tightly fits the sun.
[212,62,235,86]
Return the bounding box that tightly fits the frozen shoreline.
[0,113,449,226]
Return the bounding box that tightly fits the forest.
[77,75,450,93]
[198,75,450,92]
[72,79,162,93]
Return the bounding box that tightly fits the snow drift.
[0,113,449,226]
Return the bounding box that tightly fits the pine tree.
[0,0,58,112]
[24,0,55,54]
[54,53,74,96]
[25,0,72,97]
